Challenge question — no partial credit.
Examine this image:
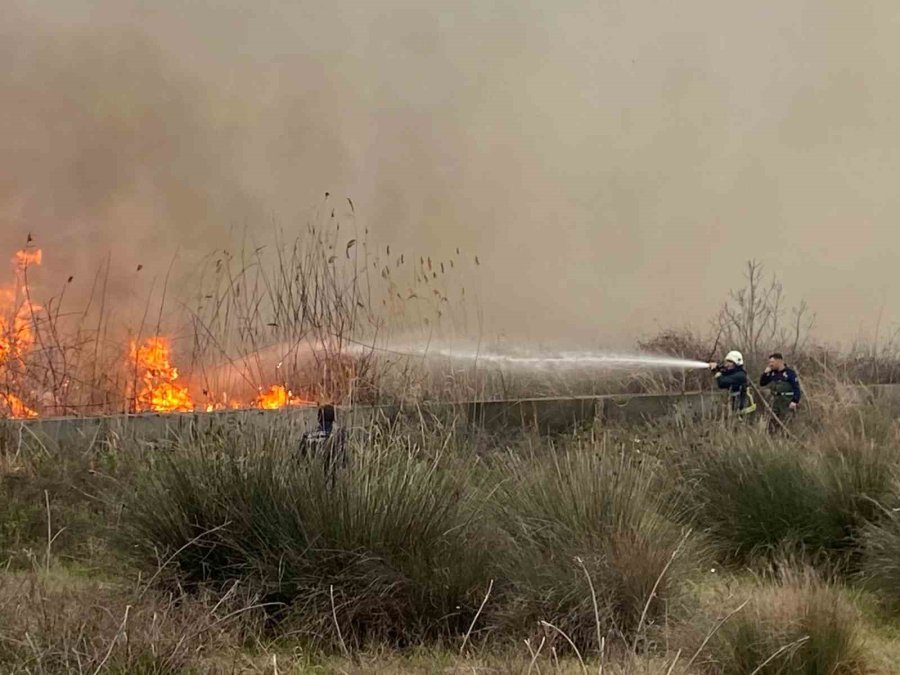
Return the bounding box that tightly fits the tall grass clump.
[816,407,900,554]
[0,569,252,675]
[679,439,846,563]
[678,406,900,571]
[861,506,900,614]
[0,433,136,568]
[692,568,868,675]
[124,434,492,648]
[490,448,696,653]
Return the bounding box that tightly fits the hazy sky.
[3,0,900,347]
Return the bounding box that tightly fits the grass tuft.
[490,448,697,654]
[861,504,900,614]
[692,568,869,675]
[124,433,492,648]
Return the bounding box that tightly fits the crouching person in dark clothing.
[760,352,802,433]
[708,350,757,418]
[299,404,347,487]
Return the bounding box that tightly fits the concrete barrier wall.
[0,389,724,446]
[1,404,395,448]
[463,391,724,433]
[465,397,598,434]
[3,384,896,447]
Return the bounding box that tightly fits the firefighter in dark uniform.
[707,350,757,418]
[759,352,802,432]
[299,404,347,486]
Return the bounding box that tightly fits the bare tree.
[715,261,814,365]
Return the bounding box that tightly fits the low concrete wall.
[466,397,599,434]
[1,408,304,449]
[599,391,720,426]
[463,391,723,433]
[1,389,721,446]
[3,384,896,447]
[1,405,395,448]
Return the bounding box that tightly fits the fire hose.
[748,379,797,438]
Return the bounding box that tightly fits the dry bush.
[684,568,869,675]
[123,429,492,649]
[798,334,900,385]
[489,448,699,654]
[860,498,900,614]
[635,328,713,393]
[1,198,480,417]
[0,569,255,674]
[182,200,477,408]
[2,250,140,417]
[671,403,900,573]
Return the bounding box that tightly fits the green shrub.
[680,441,845,561]
[861,508,900,613]
[490,449,696,653]
[819,438,900,558]
[124,437,492,648]
[695,570,868,675]
[677,414,900,572]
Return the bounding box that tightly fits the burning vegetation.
[0,247,41,418]
[129,337,194,413]
[0,202,471,419]
[0,246,327,418]
[255,384,311,410]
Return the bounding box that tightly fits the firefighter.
[708,350,756,417]
[299,404,346,486]
[759,352,802,431]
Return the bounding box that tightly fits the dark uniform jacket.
[759,367,802,412]
[715,365,750,412]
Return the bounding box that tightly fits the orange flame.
[0,246,41,418]
[130,337,194,413]
[1,242,324,418]
[1,248,42,362]
[256,384,314,409]
[14,249,43,270]
[257,384,290,409]
[1,393,38,419]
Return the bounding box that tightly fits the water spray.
[365,342,710,371]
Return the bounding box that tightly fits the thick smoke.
[3,0,900,346]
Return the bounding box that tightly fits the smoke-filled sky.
[3,0,900,347]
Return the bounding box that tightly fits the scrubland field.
[3,391,900,674]
[7,2,900,671]
[5,221,900,673]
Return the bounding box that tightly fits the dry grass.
[8,215,900,423]
[683,568,870,674]
[489,449,697,654]
[2,200,481,417]
[861,505,900,614]
[0,567,259,674]
[4,376,900,671]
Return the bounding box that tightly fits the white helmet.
[724,350,744,366]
